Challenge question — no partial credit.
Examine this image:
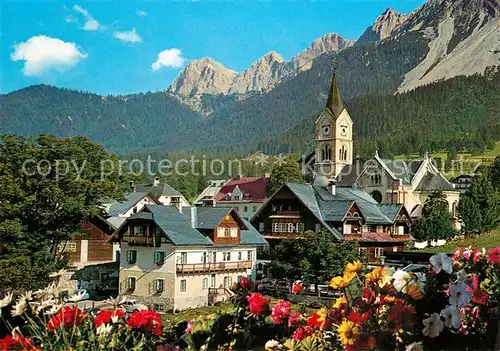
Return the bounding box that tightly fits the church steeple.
[326,71,344,118]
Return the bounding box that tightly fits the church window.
[323,145,331,161]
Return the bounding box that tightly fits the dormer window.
[135,226,146,236]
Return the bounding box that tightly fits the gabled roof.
[378,204,404,222]
[214,177,268,202]
[145,205,213,246]
[107,192,151,217]
[414,172,456,192]
[135,183,186,200]
[319,200,355,222]
[182,206,247,231]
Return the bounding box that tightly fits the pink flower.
[453,247,462,260]
[288,312,302,328]
[246,293,270,316]
[270,300,291,324]
[462,248,472,260]
[185,319,194,334]
[487,247,500,265]
[291,281,303,294]
[239,276,250,289]
[469,274,489,305]
[472,248,482,263]
[292,326,314,340]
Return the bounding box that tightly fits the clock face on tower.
[322,125,331,137]
[340,125,348,136]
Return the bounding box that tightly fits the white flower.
[405,342,424,351]
[67,290,86,303]
[104,296,126,309]
[111,311,124,323]
[430,253,453,274]
[97,323,113,336]
[422,313,444,338]
[440,305,462,329]
[49,268,67,278]
[44,304,62,316]
[33,297,57,315]
[11,298,27,317]
[449,282,472,308]
[21,291,33,301]
[393,270,413,293]
[265,339,281,350]
[0,292,13,309]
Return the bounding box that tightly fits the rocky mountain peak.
[357,8,409,44]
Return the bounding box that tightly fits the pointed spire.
[326,58,344,117]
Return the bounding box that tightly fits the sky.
[1,0,427,96]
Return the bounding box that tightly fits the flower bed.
[1,246,499,350]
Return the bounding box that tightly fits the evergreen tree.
[267,160,305,195]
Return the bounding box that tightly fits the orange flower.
[333,296,347,308]
[407,282,424,300]
[387,300,415,331]
[365,267,393,287]
[345,261,362,274]
[307,307,329,329]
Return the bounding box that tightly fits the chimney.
[328,178,336,195]
[153,176,160,187]
[190,206,197,229]
[129,181,135,192]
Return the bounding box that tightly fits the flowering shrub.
[1,246,499,350]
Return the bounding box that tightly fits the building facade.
[112,205,267,311]
[136,178,190,208]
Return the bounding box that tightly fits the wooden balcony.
[176,260,252,274]
[124,235,160,247]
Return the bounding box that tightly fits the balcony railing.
[176,260,252,274]
[125,235,160,247]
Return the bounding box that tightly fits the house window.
[376,226,383,233]
[344,224,352,234]
[393,247,398,252]
[230,227,238,237]
[212,252,217,263]
[127,277,136,291]
[362,225,368,232]
[247,250,252,260]
[224,276,232,288]
[126,250,137,264]
[153,303,166,312]
[180,252,187,264]
[375,248,384,258]
[298,223,305,233]
[259,222,264,232]
[223,252,231,261]
[315,223,322,232]
[358,247,368,254]
[398,226,405,235]
[180,279,187,292]
[202,252,208,263]
[235,206,239,212]
[210,274,216,288]
[135,226,145,236]
[202,278,208,290]
[154,279,164,292]
[238,252,242,260]
[253,206,258,213]
[154,251,165,265]
[243,206,248,212]
[224,228,230,237]
[133,207,138,214]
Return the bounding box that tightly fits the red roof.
[344,233,410,243]
[214,177,268,202]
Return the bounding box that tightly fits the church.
[306,70,460,228]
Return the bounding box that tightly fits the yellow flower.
[365,267,393,287]
[345,261,362,274]
[343,271,356,284]
[337,320,360,346]
[330,276,349,289]
[333,296,347,308]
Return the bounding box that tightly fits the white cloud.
[136,10,147,17]
[73,5,102,31]
[11,35,87,76]
[151,48,186,70]
[113,28,142,43]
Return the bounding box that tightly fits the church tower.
[314,70,353,178]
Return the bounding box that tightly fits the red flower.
[453,247,462,260]
[239,276,250,289]
[487,247,500,265]
[347,311,370,324]
[0,335,36,351]
[270,300,291,324]
[127,309,163,336]
[246,293,270,316]
[470,274,489,305]
[291,281,303,294]
[292,326,315,341]
[288,312,302,328]
[47,306,87,331]
[94,309,125,327]
[472,248,482,263]
[462,247,472,260]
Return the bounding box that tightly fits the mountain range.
[1,0,499,156]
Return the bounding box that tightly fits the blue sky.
[1,0,426,95]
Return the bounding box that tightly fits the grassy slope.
[413,229,500,254]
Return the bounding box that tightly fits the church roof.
[325,72,344,118]
[414,172,455,192]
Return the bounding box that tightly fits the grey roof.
[146,205,213,246]
[182,206,231,230]
[319,200,354,222]
[182,206,268,246]
[285,184,343,240]
[241,219,269,246]
[378,159,415,184]
[107,192,150,217]
[336,164,362,187]
[378,204,403,222]
[135,183,185,199]
[414,172,455,192]
[129,212,154,221]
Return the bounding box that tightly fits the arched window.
[344,148,347,161]
[323,145,331,161]
[452,201,458,218]
[339,148,343,161]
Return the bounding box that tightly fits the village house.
[111,205,268,311]
[104,191,160,229]
[251,181,411,263]
[195,179,227,206]
[135,177,190,208]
